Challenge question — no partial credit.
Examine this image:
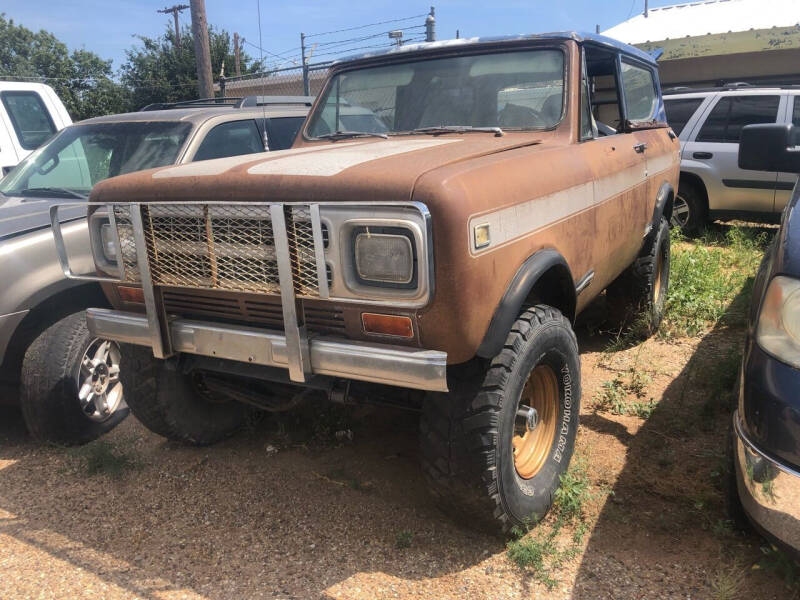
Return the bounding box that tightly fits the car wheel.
[420,305,581,534]
[608,217,670,336]
[120,344,252,446]
[20,311,129,445]
[671,184,707,235]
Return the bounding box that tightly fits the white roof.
[602,0,800,44]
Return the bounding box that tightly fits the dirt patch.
[0,313,795,599]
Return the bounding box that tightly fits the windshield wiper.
[18,187,88,200]
[410,125,505,137]
[316,130,388,141]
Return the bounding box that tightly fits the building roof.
[337,31,657,67]
[602,0,800,45]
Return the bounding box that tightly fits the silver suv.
[664,86,800,233]
[0,97,310,444]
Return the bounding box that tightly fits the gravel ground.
[0,317,796,599]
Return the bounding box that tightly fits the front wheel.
[420,305,581,533]
[120,345,251,446]
[20,311,129,445]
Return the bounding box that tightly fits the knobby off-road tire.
[120,344,251,446]
[420,305,581,534]
[20,311,128,445]
[608,217,670,335]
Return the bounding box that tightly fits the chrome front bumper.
[733,410,800,551]
[86,308,448,392]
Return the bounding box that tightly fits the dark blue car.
[732,123,800,553]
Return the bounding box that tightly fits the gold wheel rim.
[512,365,559,479]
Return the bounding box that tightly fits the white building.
[602,0,800,87]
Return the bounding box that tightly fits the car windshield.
[306,48,565,137]
[0,121,192,198]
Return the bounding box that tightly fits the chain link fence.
[218,62,332,98]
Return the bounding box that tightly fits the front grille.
[114,204,324,298]
[162,289,346,335]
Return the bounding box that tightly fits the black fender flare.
[651,181,675,234]
[476,249,575,359]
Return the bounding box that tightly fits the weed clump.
[70,439,139,478]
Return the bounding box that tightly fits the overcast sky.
[3,0,681,71]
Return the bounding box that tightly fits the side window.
[696,95,780,143]
[193,120,264,162]
[264,117,304,151]
[1,91,57,150]
[793,97,800,127]
[663,98,703,136]
[620,61,657,122]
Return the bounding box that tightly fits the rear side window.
[1,91,57,150]
[792,97,800,127]
[193,119,264,162]
[663,98,703,136]
[620,61,657,122]
[265,116,304,151]
[696,95,780,143]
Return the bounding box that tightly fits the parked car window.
[0,121,192,198]
[793,97,800,127]
[620,61,657,122]
[663,98,703,136]
[265,116,305,150]
[1,91,57,150]
[307,49,565,136]
[194,119,264,161]
[696,95,780,143]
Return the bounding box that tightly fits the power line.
[242,39,301,65]
[314,25,424,49]
[305,13,426,38]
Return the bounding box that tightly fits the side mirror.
[739,124,800,173]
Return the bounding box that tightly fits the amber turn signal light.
[361,313,414,338]
[118,286,145,304]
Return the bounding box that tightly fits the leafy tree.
[0,14,130,119]
[121,25,262,110]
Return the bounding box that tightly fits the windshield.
[306,49,565,137]
[0,121,192,198]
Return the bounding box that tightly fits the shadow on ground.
[0,395,501,599]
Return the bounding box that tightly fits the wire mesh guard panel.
[113,204,321,297]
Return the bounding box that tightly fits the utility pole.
[190,0,214,98]
[300,32,310,96]
[425,6,436,42]
[234,32,241,77]
[158,4,190,47]
[644,0,649,17]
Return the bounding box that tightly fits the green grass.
[70,439,139,479]
[506,459,594,590]
[395,530,413,549]
[553,458,593,521]
[662,225,771,337]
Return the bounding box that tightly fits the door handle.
[633,143,647,153]
[692,151,713,160]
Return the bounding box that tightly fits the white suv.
[664,86,800,233]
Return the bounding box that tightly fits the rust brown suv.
[53,32,679,532]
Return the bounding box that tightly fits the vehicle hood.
[89,134,552,204]
[0,195,86,241]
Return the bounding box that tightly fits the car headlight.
[756,275,800,368]
[353,227,416,287]
[100,223,117,262]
